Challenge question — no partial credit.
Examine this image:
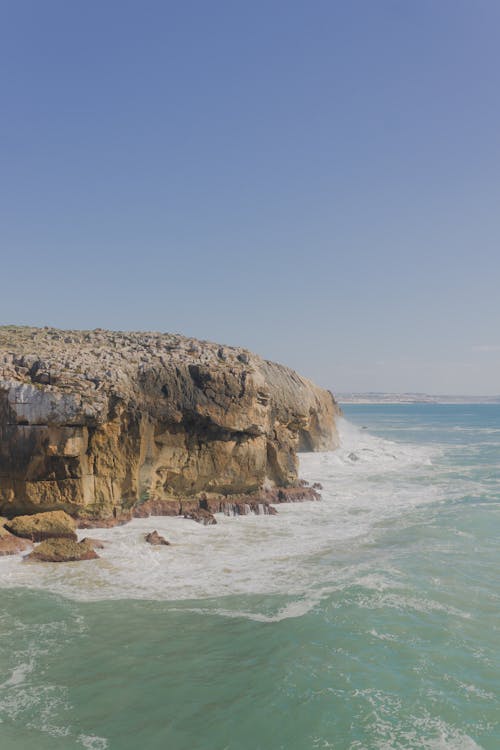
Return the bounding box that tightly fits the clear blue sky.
[1,1,499,394]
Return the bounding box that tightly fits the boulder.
[0,521,32,555]
[26,538,99,562]
[80,537,106,549]
[183,509,217,525]
[6,510,77,542]
[145,530,170,546]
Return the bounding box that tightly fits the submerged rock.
[145,530,170,546]
[0,326,340,519]
[26,538,99,562]
[5,510,77,542]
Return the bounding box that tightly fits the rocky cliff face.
[0,326,340,519]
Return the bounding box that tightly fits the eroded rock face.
[0,326,340,519]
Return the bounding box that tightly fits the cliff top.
[0,325,264,393]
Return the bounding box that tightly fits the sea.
[0,404,498,750]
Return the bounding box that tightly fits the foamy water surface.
[0,418,442,603]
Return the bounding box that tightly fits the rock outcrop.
[0,326,340,520]
[26,538,99,562]
[5,510,77,541]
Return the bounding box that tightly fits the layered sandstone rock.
[0,326,340,519]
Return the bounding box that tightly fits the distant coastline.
[336,392,500,405]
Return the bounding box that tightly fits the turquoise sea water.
[0,405,499,749]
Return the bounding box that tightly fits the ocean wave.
[0,418,479,611]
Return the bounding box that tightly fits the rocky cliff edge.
[0,326,340,519]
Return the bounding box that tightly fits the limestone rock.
[0,534,32,555]
[0,521,32,555]
[200,493,277,516]
[0,326,340,519]
[183,508,217,525]
[270,487,321,503]
[77,513,131,529]
[133,499,181,517]
[80,537,106,549]
[5,510,77,541]
[145,530,170,546]
[26,537,99,562]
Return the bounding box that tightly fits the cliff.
[0,326,340,519]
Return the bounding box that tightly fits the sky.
[1,0,499,395]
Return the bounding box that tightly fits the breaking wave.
[0,418,444,607]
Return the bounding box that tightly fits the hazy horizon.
[2,2,499,395]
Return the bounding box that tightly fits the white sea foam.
[0,419,446,607]
[0,661,34,689]
[78,735,109,749]
[346,692,485,750]
[368,720,484,750]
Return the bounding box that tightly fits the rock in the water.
[26,538,99,562]
[0,521,32,555]
[6,510,77,542]
[183,509,217,525]
[145,530,170,546]
[200,493,277,516]
[80,537,106,549]
[268,487,321,503]
[0,326,340,519]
